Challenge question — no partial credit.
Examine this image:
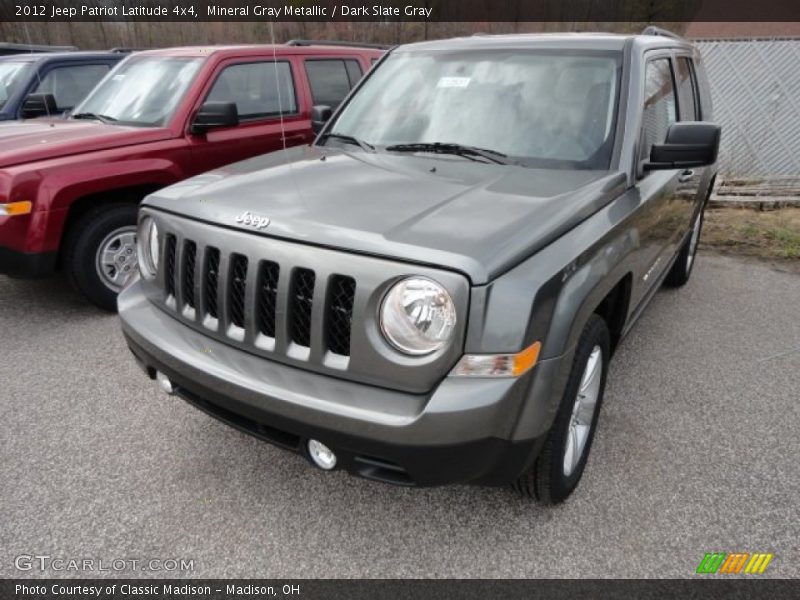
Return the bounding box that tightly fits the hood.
[0,119,172,167]
[145,146,626,283]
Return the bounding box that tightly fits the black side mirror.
[21,93,58,119]
[311,105,332,135]
[191,101,238,134]
[645,122,721,170]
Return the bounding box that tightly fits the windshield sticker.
[437,77,471,88]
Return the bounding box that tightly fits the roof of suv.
[398,32,692,53]
[135,44,384,59]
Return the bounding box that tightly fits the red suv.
[0,42,383,309]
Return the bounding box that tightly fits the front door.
[187,58,311,175]
[628,54,695,312]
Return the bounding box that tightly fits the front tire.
[63,203,139,311]
[514,314,610,504]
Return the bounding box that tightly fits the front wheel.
[63,203,139,311]
[514,314,610,504]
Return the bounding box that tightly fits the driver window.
[640,58,677,165]
[206,61,297,120]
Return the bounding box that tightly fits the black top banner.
[2,0,799,22]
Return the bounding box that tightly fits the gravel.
[1,252,798,578]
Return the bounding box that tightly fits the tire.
[63,203,139,312]
[664,208,704,288]
[514,314,610,504]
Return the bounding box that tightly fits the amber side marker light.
[0,201,32,216]
[451,341,542,378]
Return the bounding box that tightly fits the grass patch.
[701,207,800,268]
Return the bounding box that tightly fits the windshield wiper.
[72,112,117,124]
[318,132,375,152]
[385,142,512,165]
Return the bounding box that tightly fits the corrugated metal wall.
[695,39,800,198]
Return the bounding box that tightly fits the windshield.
[328,50,622,169]
[0,62,32,111]
[72,56,203,127]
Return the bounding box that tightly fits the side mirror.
[191,101,238,134]
[311,105,332,135]
[21,93,58,119]
[645,122,721,170]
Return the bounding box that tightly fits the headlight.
[380,277,456,355]
[137,216,159,278]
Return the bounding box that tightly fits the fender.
[26,159,186,254]
[546,230,637,361]
[45,158,185,212]
[507,228,637,442]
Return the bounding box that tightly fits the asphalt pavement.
[1,252,798,578]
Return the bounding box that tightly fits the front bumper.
[119,279,556,486]
[0,246,57,278]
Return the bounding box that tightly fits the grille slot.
[204,247,221,319]
[164,234,177,297]
[227,254,248,329]
[289,268,316,347]
[326,275,356,356]
[182,240,196,309]
[256,261,280,338]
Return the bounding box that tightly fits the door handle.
[281,134,306,144]
[678,169,695,183]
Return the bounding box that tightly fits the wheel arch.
[58,184,164,264]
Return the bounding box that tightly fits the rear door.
[673,53,708,216]
[303,57,364,110]
[187,57,310,174]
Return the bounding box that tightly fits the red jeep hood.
[0,119,172,167]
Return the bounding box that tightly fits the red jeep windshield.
[72,56,202,127]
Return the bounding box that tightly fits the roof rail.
[641,26,684,40]
[109,47,146,53]
[286,39,391,50]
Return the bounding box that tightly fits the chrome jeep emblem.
[235,211,270,229]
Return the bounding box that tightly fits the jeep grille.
[167,238,356,358]
[145,210,468,393]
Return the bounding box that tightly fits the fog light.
[308,439,337,470]
[156,371,174,395]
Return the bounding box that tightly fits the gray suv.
[119,28,720,504]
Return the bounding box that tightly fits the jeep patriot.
[0,43,382,310]
[119,29,719,503]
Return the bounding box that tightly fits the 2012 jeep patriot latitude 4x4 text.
[0,43,382,310]
[119,30,720,503]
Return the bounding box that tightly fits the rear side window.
[641,58,677,159]
[675,57,699,121]
[33,63,111,111]
[207,61,297,120]
[304,59,362,107]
